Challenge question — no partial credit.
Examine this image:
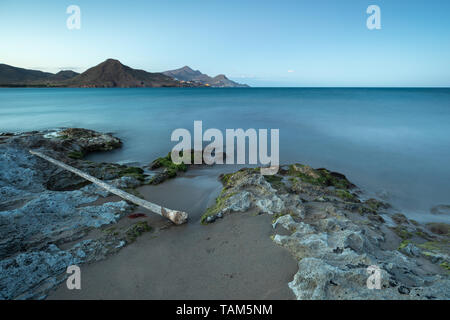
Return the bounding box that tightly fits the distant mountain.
[0,64,53,85]
[0,60,245,88]
[27,70,80,86]
[163,66,211,83]
[63,59,189,88]
[210,74,249,88]
[47,70,79,82]
[163,66,249,87]
[0,64,79,86]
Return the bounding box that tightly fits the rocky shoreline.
[202,166,449,299]
[0,128,151,299]
[0,129,448,299]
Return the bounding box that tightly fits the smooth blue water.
[1,88,449,222]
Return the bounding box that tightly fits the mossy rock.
[271,211,299,224]
[398,239,411,250]
[103,226,117,235]
[287,164,355,190]
[417,240,449,252]
[426,223,450,236]
[392,226,413,240]
[150,152,187,171]
[365,198,390,211]
[264,175,286,190]
[335,189,358,202]
[440,261,450,272]
[126,221,151,243]
[271,212,288,223]
[358,206,377,215]
[149,153,187,180]
[67,151,84,159]
[201,189,235,224]
[119,167,147,181]
[392,213,408,225]
[219,168,258,188]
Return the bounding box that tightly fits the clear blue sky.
[1,0,449,87]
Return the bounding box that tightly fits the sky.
[0,0,449,87]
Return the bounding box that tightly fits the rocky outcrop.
[202,165,450,299]
[430,204,450,216]
[0,129,149,299]
[146,150,226,185]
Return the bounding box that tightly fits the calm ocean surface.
[1,88,449,222]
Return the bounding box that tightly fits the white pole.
[29,150,188,225]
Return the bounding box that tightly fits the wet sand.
[48,167,297,299]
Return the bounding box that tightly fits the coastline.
[0,128,449,299]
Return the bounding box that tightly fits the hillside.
[163,66,249,87]
[0,64,54,85]
[64,59,187,88]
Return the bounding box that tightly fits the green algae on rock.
[126,221,152,243]
[288,164,355,190]
[147,152,188,184]
[118,166,147,182]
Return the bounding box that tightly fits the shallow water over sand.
[1,87,449,222]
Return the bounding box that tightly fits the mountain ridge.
[163,66,249,87]
[0,64,54,85]
[0,60,249,88]
[63,59,186,88]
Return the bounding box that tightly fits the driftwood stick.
[29,150,188,225]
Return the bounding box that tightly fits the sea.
[1,87,449,222]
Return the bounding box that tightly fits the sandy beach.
[48,167,297,299]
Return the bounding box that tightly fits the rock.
[111,176,141,189]
[255,195,285,215]
[400,243,422,257]
[272,214,296,230]
[0,129,137,299]
[392,213,408,225]
[426,223,450,235]
[343,231,366,253]
[365,198,390,211]
[398,286,410,295]
[430,205,450,216]
[291,164,321,179]
[147,171,170,185]
[0,244,80,300]
[146,152,193,184]
[203,166,450,300]
[288,258,342,300]
[227,192,252,212]
[57,128,122,152]
[0,132,14,137]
